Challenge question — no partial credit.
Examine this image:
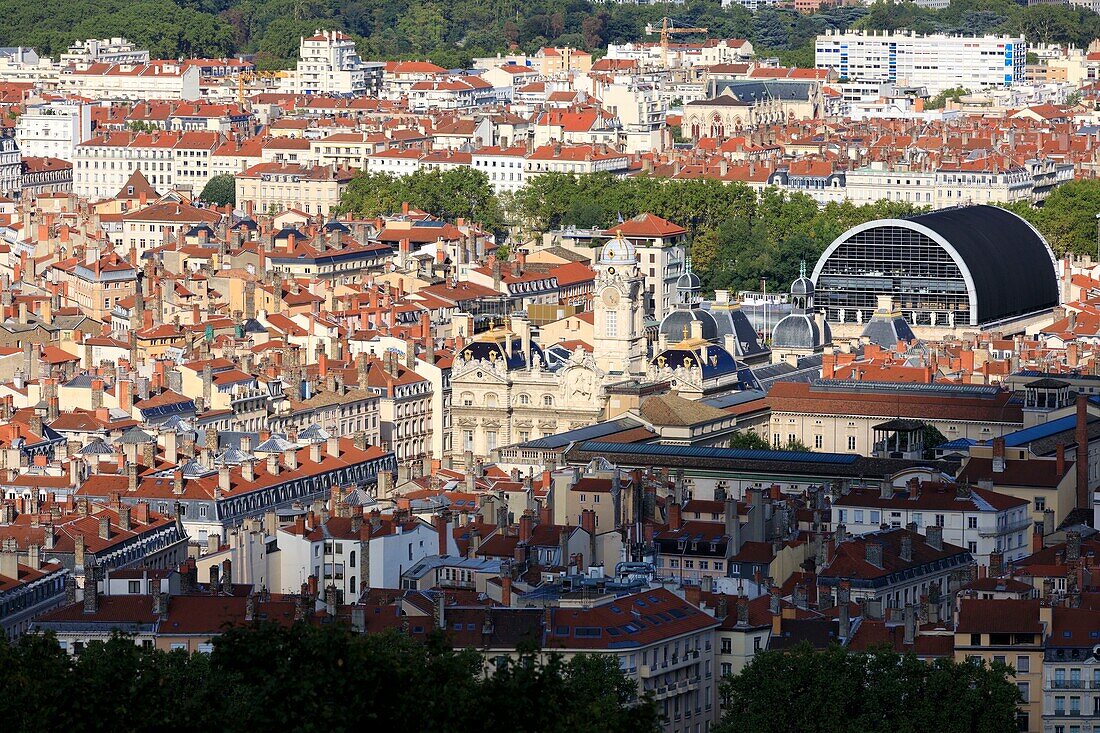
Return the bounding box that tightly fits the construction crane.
[644,17,707,70]
[237,70,282,105]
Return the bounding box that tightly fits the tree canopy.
[336,168,506,234]
[9,0,1097,68]
[509,173,924,293]
[199,173,237,207]
[717,644,1020,733]
[1000,179,1100,258]
[0,626,659,733]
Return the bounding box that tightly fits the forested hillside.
[5,0,1100,70]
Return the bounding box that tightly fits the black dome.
[659,309,718,343]
[771,314,830,350]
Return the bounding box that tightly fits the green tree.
[926,86,969,110]
[728,431,771,450]
[718,644,1019,733]
[199,173,237,207]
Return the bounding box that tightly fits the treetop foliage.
[0,625,660,733]
[6,0,1097,70]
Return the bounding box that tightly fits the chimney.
[327,436,340,458]
[501,574,512,607]
[1057,443,1066,476]
[668,501,682,531]
[434,512,449,555]
[119,506,131,532]
[284,448,298,471]
[218,466,231,494]
[838,581,851,641]
[903,604,916,646]
[1076,393,1090,513]
[98,515,111,540]
[519,511,533,542]
[992,437,1005,474]
[926,524,943,550]
[989,550,1004,578]
[865,541,883,567]
[209,564,220,593]
[82,563,99,614]
[222,559,232,593]
[900,534,913,563]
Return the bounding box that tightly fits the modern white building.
[15,101,92,161]
[815,31,1026,95]
[279,30,382,97]
[59,38,149,66]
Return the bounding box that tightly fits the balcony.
[1050,680,1085,689]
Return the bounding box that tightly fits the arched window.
[543,395,554,407]
[485,393,498,408]
[518,393,530,406]
[460,391,473,406]
[349,551,356,567]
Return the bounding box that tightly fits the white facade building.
[831,483,1031,567]
[280,30,377,96]
[815,31,1026,95]
[15,101,93,161]
[0,137,20,197]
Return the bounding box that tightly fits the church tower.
[593,231,646,376]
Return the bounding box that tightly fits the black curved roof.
[905,205,1058,324]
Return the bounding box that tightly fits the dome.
[791,276,814,297]
[659,309,718,343]
[676,270,701,291]
[599,233,637,266]
[771,314,830,351]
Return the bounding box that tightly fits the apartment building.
[73,130,222,199]
[58,61,201,101]
[543,588,720,733]
[471,146,528,194]
[955,598,1045,732]
[15,101,92,161]
[1042,606,1100,732]
[279,30,382,97]
[832,483,1031,567]
[815,31,1026,95]
[844,161,1039,207]
[234,162,354,217]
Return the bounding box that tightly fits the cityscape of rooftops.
[1,1,1100,730]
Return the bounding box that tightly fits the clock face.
[601,287,621,307]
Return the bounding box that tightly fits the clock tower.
[593,232,646,376]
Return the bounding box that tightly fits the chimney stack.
[1076,393,1090,513]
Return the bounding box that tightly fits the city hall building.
[811,205,1058,335]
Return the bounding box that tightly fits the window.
[854,509,864,523]
[869,510,880,524]
[518,393,530,406]
[1034,496,1046,511]
[968,541,977,553]
[170,643,187,651]
[754,636,763,652]
[543,395,554,407]
[1015,655,1029,673]
[605,310,617,337]
[935,514,945,527]
[847,436,856,451]
[721,638,731,654]
[968,516,978,529]
[462,430,473,452]
[128,581,140,594]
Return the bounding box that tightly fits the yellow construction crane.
[645,17,708,69]
[237,70,283,104]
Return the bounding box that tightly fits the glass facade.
[815,225,973,327]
